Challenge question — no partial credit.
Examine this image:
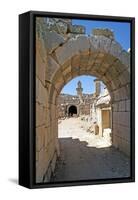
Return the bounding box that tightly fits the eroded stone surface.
[92,28,114,40]
[68,24,85,34]
[44,31,65,53]
[47,56,60,80]
[55,35,90,65]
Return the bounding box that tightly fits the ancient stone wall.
[36,18,59,183]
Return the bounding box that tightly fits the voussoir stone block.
[118,70,130,86]
[47,56,60,81]
[109,40,122,59]
[62,65,72,76]
[44,31,65,54]
[89,35,112,53]
[79,52,90,68]
[118,50,130,68]
[36,51,46,85]
[36,79,48,106]
[71,55,80,69]
[55,35,90,66]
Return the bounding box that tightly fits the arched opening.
[57,75,112,141]
[68,105,77,117]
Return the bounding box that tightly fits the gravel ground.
[51,118,130,182]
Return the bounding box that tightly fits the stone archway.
[36,18,130,183]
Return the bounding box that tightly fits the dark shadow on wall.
[51,137,130,182]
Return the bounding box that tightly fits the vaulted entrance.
[68,105,77,116]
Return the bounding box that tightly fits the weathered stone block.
[36,126,45,151]
[71,55,80,70]
[118,100,126,112]
[55,21,68,34]
[54,77,64,93]
[71,70,79,78]
[47,56,60,81]
[44,126,49,148]
[62,65,72,77]
[109,40,122,59]
[90,35,112,53]
[89,36,100,51]
[119,125,130,142]
[36,79,48,106]
[36,34,47,61]
[112,60,126,74]
[112,78,122,91]
[36,103,47,127]
[44,17,70,34]
[79,52,90,69]
[126,100,130,111]
[120,86,129,100]
[105,68,119,87]
[112,103,118,112]
[47,140,56,162]
[36,51,46,85]
[36,148,49,183]
[118,111,130,127]
[51,152,57,172]
[87,52,98,70]
[112,131,119,147]
[114,86,128,101]
[118,50,130,68]
[118,70,130,86]
[121,140,130,156]
[49,84,60,105]
[92,28,114,40]
[44,31,65,53]
[50,103,56,121]
[45,107,50,127]
[68,24,85,34]
[64,72,72,84]
[55,35,90,66]
[113,111,119,124]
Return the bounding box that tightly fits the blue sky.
[72,19,130,50]
[61,19,130,95]
[61,75,105,95]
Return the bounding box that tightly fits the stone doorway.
[68,105,77,117]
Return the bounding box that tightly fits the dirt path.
[51,118,130,182]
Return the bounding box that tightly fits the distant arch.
[68,105,77,116]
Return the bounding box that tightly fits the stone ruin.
[36,17,130,183]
